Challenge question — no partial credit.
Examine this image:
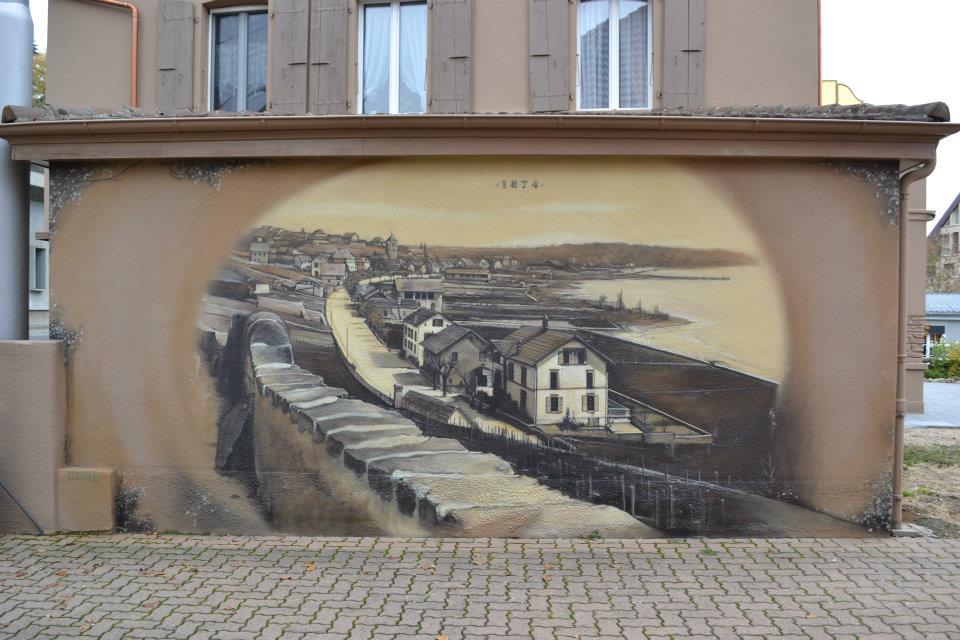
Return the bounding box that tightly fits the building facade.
[925,293,960,352]
[1,0,951,536]
[929,192,960,285]
[47,0,821,116]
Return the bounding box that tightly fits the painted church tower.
[385,232,398,260]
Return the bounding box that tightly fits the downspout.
[80,0,139,107]
[892,158,937,533]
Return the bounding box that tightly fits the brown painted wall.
[46,0,820,112]
[44,157,898,535]
[0,340,66,533]
[703,0,820,106]
[47,0,141,109]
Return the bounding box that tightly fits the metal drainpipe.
[891,158,937,532]
[0,0,32,340]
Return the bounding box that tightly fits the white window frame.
[357,0,428,115]
[207,5,268,112]
[575,0,654,111]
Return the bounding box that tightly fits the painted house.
[444,267,491,283]
[395,278,443,311]
[402,307,450,366]
[495,323,610,427]
[293,254,312,271]
[312,262,347,289]
[926,293,960,354]
[249,239,270,264]
[421,325,493,396]
[331,248,357,272]
[399,391,472,428]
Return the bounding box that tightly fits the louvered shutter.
[430,0,473,113]
[662,0,704,107]
[157,1,195,109]
[528,0,569,112]
[309,0,349,114]
[271,0,310,114]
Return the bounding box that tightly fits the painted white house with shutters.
[494,324,610,427]
[401,307,450,366]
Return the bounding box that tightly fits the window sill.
[574,107,654,113]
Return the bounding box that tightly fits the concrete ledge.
[0,340,66,533]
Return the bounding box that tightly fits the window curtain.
[246,12,268,112]
[619,0,648,108]
[362,4,391,114]
[578,0,609,109]
[213,14,240,111]
[398,2,427,113]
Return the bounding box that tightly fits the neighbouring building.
[495,323,610,427]
[395,278,443,312]
[929,192,960,285]
[401,307,449,366]
[312,262,347,289]
[925,293,960,353]
[420,325,493,396]
[249,239,270,264]
[28,166,50,339]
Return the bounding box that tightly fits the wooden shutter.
[156,1,195,109]
[528,0,569,112]
[271,0,310,114]
[430,0,473,113]
[662,0,704,108]
[309,0,349,114]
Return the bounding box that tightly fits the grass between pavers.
[904,444,960,467]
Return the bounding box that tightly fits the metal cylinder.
[0,0,33,340]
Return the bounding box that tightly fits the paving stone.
[1,535,960,639]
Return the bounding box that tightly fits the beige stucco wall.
[47,0,142,109]
[46,0,820,113]
[0,340,66,533]
[45,157,900,531]
[703,0,820,106]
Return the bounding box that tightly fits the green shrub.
[925,341,960,379]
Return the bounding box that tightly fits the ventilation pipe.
[0,0,33,340]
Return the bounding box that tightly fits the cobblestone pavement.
[2,535,960,640]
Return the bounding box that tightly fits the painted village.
[196,225,822,535]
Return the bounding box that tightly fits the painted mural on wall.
[49,157,901,537]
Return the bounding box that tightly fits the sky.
[260,158,762,252]
[26,0,958,225]
[820,0,960,228]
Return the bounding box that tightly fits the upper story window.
[210,7,268,112]
[577,0,651,110]
[360,1,428,114]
